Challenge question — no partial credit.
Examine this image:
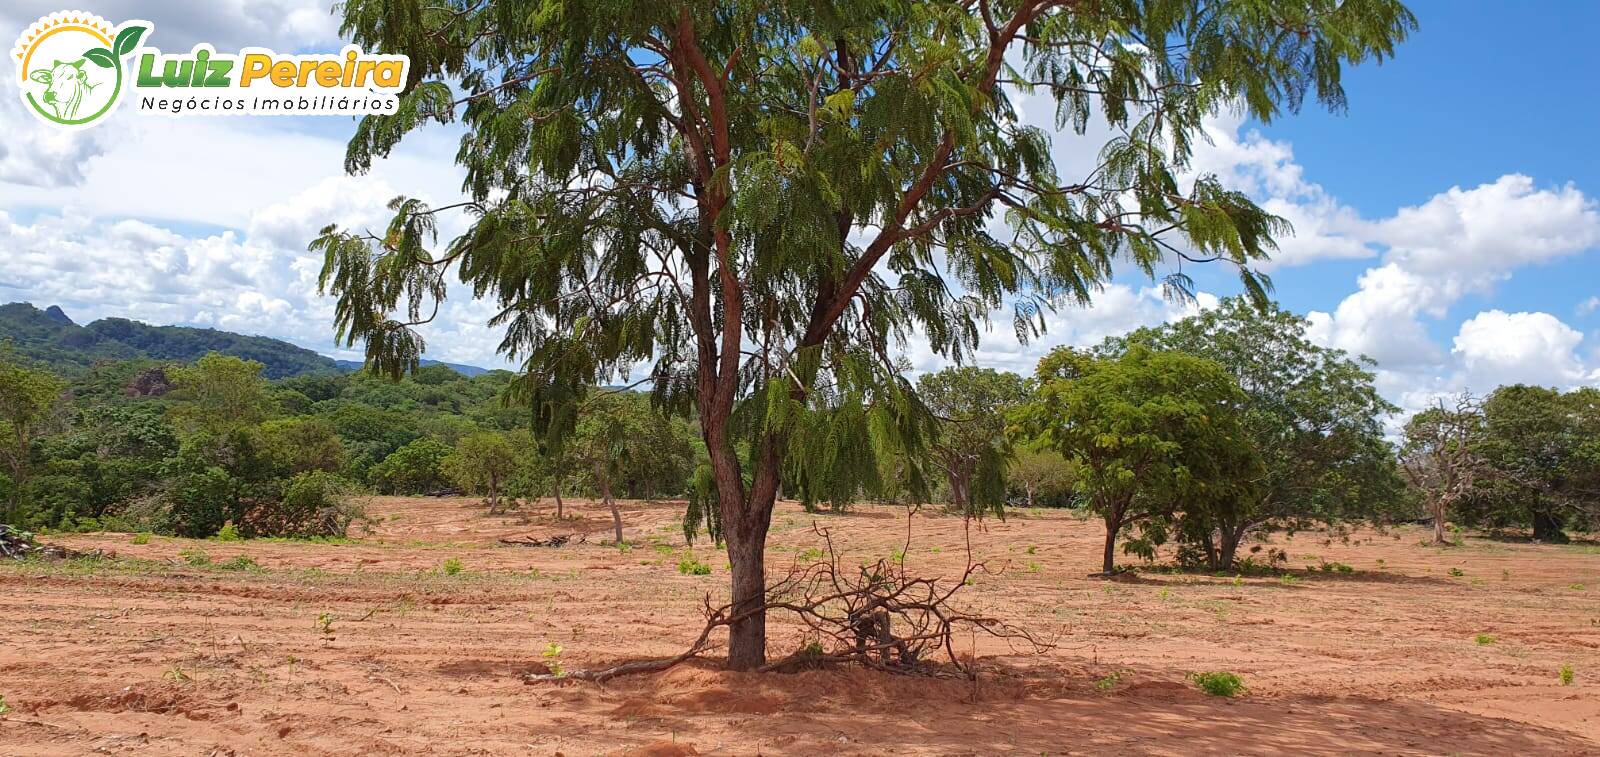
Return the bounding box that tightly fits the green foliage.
[442,430,520,510]
[441,557,464,576]
[131,532,151,545]
[1109,299,1401,570]
[678,554,712,576]
[1464,385,1600,542]
[0,352,68,521]
[1474,634,1496,645]
[214,523,242,542]
[0,302,339,379]
[1561,664,1575,686]
[1190,671,1246,697]
[217,555,264,572]
[917,367,1028,518]
[368,438,454,494]
[179,546,211,567]
[166,353,278,435]
[1008,448,1077,508]
[1015,346,1259,574]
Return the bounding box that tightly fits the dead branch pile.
[499,533,587,548]
[527,520,1048,683]
[0,525,106,561]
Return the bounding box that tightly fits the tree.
[368,437,454,494]
[0,355,67,521]
[318,0,1414,668]
[916,367,1027,517]
[1007,448,1075,508]
[564,392,696,543]
[1468,385,1600,543]
[1110,299,1401,569]
[259,417,346,475]
[1016,347,1259,574]
[166,353,277,435]
[1400,394,1487,546]
[443,431,520,512]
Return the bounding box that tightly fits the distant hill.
[1,302,493,379]
[0,302,339,378]
[333,358,491,377]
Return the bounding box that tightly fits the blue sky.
[0,1,1596,420]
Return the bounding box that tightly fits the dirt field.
[2,496,1598,756]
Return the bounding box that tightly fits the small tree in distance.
[916,367,1028,518]
[1400,394,1487,546]
[1016,347,1259,575]
[443,431,519,513]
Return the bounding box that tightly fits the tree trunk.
[1100,512,1121,575]
[719,435,779,671]
[1532,510,1570,544]
[1025,485,1035,509]
[1432,499,1448,545]
[487,474,500,514]
[552,476,564,519]
[1216,527,1242,572]
[595,462,622,544]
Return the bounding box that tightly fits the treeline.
[1401,386,1600,545]
[0,352,698,538]
[4,298,1594,565]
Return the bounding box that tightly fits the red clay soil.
[2,496,1598,755]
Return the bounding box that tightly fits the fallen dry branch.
[525,516,1049,684]
[499,533,587,548]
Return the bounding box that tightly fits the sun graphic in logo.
[11,11,150,129]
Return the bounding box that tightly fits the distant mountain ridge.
[0,303,489,379]
[332,358,490,377]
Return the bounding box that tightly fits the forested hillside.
[0,303,336,379]
[0,303,488,379]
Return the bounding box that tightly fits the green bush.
[441,557,463,576]
[1190,671,1246,697]
[678,555,711,575]
[214,523,242,542]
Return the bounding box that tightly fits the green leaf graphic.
[83,48,115,68]
[114,25,147,57]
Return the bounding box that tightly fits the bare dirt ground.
[3,496,1598,755]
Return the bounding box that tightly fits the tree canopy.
[1015,346,1259,574]
[1109,298,1401,568]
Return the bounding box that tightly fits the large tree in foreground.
[317,0,1414,668]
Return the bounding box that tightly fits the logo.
[13,10,408,131]
[11,11,147,129]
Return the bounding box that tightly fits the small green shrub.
[1474,634,1496,645]
[1190,671,1246,697]
[131,532,152,545]
[1448,567,1465,577]
[1560,664,1575,686]
[441,558,464,576]
[797,547,824,562]
[542,641,565,677]
[214,523,242,542]
[315,613,336,635]
[178,547,211,567]
[0,693,8,714]
[218,555,263,572]
[1094,670,1124,692]
[678,555,711,575]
